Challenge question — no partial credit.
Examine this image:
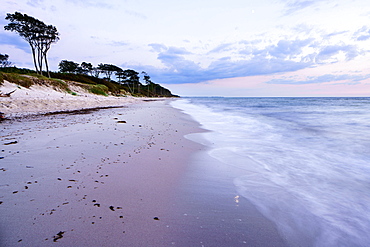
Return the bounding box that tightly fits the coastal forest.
[1,12,177,97]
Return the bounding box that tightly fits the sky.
[1,0,370,96]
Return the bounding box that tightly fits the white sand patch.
[0,80,141,117]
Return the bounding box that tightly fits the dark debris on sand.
[53,231,65,242]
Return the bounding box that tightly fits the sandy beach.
[1,82,287,246]
[0,99,203,246]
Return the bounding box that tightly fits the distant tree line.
[58,60,170,96]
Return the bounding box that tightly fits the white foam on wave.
[171,98,370,246]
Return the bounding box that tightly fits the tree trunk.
[44,51,50,78]
[44,46,51,78]
[37,48,43,76]
[30,45,39,75]
[127,83,133,94]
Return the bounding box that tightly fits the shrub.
[2,73,34,88]
[48,78,70,91]
[0,67,36,74]
[0,72,3,85]
[89,84,108,96]
[49,72,100,85]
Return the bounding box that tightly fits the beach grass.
[1,72,34,88]
[88,84,109,96]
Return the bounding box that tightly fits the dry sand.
[0,80,141,117]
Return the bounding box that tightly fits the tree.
[80,62,93,75]
[37,24,59,77]
[116,70,125,83]
[59,60,79,73]
[92,67,102,78]
[98,63,122,81]
[4,12,59,77]
[118,69,141,94]
[0,54,12,67]
[142,71,154,96]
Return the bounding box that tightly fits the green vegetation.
[55,60,177,97]
[89,84,108,96]
[1,72,34,88]
[0,70,70,92]
[0,67,178,97]
[0,72,4,86]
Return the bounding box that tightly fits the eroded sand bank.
[0,80,141,118]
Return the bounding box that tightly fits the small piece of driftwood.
[0,89,16,97]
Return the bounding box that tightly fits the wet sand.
[0,100,287,246]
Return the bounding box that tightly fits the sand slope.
[0,80,141,117]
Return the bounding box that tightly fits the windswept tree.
[80,62,94,75]
[118,69,141,94]
[142,71,154,96]
[0,54,12,67]
[36,24,59,77]
[92,66,102,78]
[59,60,79,73]
[98,63,122,81]
[4,12,59,77]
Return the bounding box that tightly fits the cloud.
[315,44,360,63]
[325,31,349,38]
[143,47,313,84]
[208,43,233,54]
[27,0,44,7]
[141,33,365,85]
[266,39,313,59]
[265,74,370,85]
[354,26,370,41]
[357,35,370,41]
[208,56,310,77]
[64,0,113,9]
[0,33,30,54]
[156,46,198,72]
[109,41,129,47]
[148,43,167,53]
[283,0,318,15]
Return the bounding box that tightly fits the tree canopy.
[98,64,122,81]
[116,69,140,93]
[80,62,93,75]
[59,60,79,73]
[0,54,12,68]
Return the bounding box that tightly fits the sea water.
[171,97,370,247]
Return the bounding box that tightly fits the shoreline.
[1,95,287,246]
